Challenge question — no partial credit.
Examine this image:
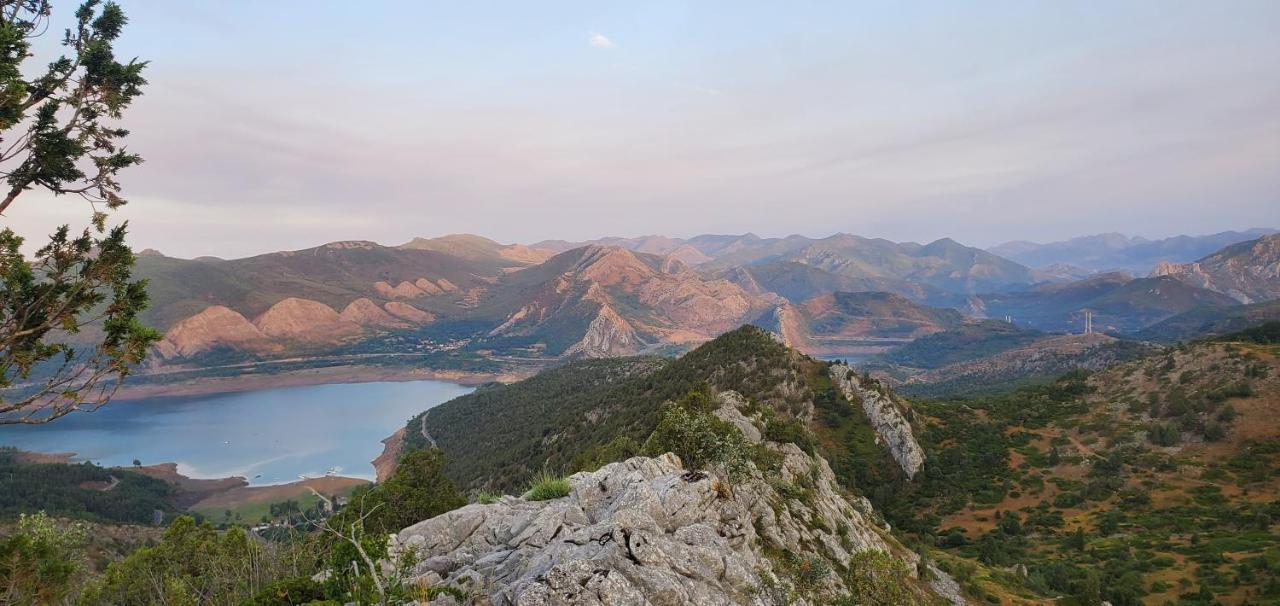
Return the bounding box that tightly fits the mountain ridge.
[989,228,1277,273]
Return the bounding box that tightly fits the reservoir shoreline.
[0,379,475,489]
[115,363,535,400]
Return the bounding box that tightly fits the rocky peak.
[375,279,439,299]
[153,305,267,359]
[391,391,955,605]
[564,302,640,358]
[566,245,658,288]
[1149,260,1182,277]
[252,297,361,342]
[1150,234,1280,303]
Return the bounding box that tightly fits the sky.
[2,1,1278,259]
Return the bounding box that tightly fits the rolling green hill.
[875,320,1044,369]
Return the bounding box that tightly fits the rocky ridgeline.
[829,363,926,479]
[390,392,958,605]
[1151,233,1280,304]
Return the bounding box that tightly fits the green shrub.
[643,399,752,481]
[0,512,85,605]
[320,448,465,603]
[1147,423,1180,447]
[1054,492,1084,508]
[339,448,466,538]
[524,471,571,501]
[835,550,915,605]
[764,416,817,454]
[570,435,642,473]
[244,577,327,606]
[80,517,300,606]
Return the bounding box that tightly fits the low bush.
[643,399,752,481]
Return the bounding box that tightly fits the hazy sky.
[4,1,1278,258]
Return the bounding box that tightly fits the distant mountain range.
[988,228,1276,273]
[132,231,1280,368]
[539,233,1035,296]
[971,273,1240,333]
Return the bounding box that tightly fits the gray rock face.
[392,392,926,605]
[829,364,926,479]
[927,562,966,606]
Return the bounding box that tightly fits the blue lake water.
[0,380,472,485]
[813,353,874,364]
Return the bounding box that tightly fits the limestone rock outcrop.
[830,363,926,479]
[564,303,639,358]
[392,392,954,605]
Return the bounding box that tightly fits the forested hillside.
[407,325,911,529]
[407,326,825,491]
[0,450,180,525]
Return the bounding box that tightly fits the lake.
[0,380,472,485]
[813,353,874,364]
